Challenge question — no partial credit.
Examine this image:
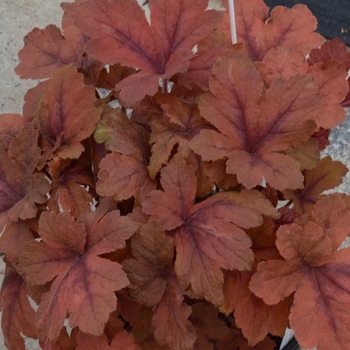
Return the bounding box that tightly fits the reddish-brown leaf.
[148,95,213,196]
[122,222,174,307]
[0,220,34,266]
[15,24,81,79]
[94,106,155,203]
[142,155,278,305]
[42,327,78,350]
[249,195,350,350]
[152,274,197,350]
[222,270,288,346]
[190,52,320,190]
[48,152,95,218]
[15,13,103,84]
[307,60,348,129]
[0,265,37,350]
[17,209,138,342]
[0,126,50,222]
[0,114,31,147]
[255,46,308,87]
[220,0,323,61]
[216,324,276,350]
[62,0,223,105]
[189,302,228,350]
[35,64,101,162]
[283,156,348,214]
[308,38,350,70]
[76,331,141,350]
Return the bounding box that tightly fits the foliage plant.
[1,0,350,349]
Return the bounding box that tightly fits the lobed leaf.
[220,0,324,61]
[18,210,138,342]
[62,0,223,105]
[0,265,37,350]
[142,155,278,305]
[249,196,350,349]
[35,64,101,162]
[190,52,320,190]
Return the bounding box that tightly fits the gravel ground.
[0,0,347,349]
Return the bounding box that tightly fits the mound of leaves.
[1,0,350,349]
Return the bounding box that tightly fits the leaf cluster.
[1,0,350,349]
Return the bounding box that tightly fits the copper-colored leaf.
[190,302,228,350]
[249,195,350,350]
[94,107,155,203]
[0,126,50,222]
[220,0,323,61]
[307,60,348,129]
[48,153,95,217]
[0,265,37,350]
[35,64,101,162]
[142,155,278,305]
[152,275,196,350]
[222,270,288,346]
[283,156,348,215]
[18,210,138,342]
[216,324,276,350]
[190,52,320,190]
[76,331,141,350]
[62,0,223,105]
[122,222,174,307]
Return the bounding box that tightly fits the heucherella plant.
[1,0,350,349]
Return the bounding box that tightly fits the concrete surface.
[0,0,347,349]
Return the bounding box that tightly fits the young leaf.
[142,155,278,305]
[95,107,155,203]
[62,0,223,105]
[0,264,37,350]
[18,210,138,342]
[249,196,350,350]
[220,0,324,61]
[190,52,320,190]
[149,94,214,196]
[35,64,101,162]
[47,152,95,218]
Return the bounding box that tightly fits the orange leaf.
[76,331,141,350]
[0,265,37,350]
[249,195,350,349]
[62,0,222,105]
[94,107,155,203]
[122,222,174,307]
[153,275,196,350]
[283,156,348,214]
[18,210,138,342]
[35,64,101,162]
[220,0,323,61]
[0,127,50,222]
[142,155,278,305]
[222,270,288,346]
[190,52,320,190]
[190,302,228,350]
